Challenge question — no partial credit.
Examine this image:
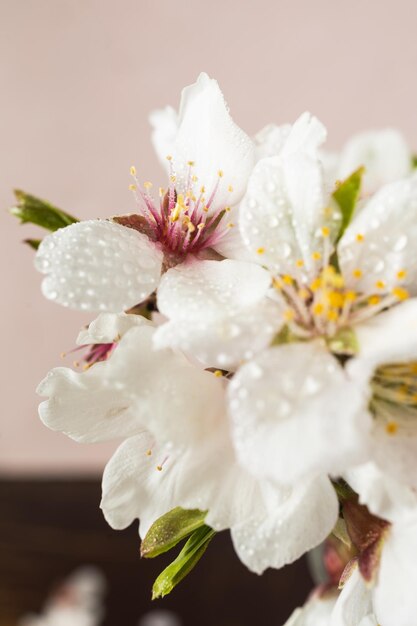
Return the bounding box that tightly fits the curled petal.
[35,220,163,312]
[76,312,150,345]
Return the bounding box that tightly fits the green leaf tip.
[10,189,78,232]
[151,525,215,600]
[141,507,207,559]
[333,167,364,242]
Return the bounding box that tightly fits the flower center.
[127,160,234,265]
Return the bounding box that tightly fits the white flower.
[35,73,255,313]
[336,128,412,196]
[333,463,417,626]
[154,118,417,493]
[282,592,337,626]
[37,313,338,574]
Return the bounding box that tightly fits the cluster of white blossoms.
[29,73,417,625]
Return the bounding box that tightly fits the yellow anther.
[228,185,234,192]
[218,170,224,178]
[197,223,205,230]
[185,190,192,199]
[298,288,309,299]
[187,222,196,233]
[144,181,153,189]
[203,206,209,213]
[296,259,304,268]
[368,295,381,306]
[345,290,357,302]
[313,303,324,315]
[397,269,407,280]
[224,206,231,212]
[227,222,235,228]
[283,275,293,285]
[310,278,322,292]
[273,278,283,290]
[128,184,137,191]
[156,465,163,472]
[321,226,330,237]
[191,195,196,202]
[60,352,66,358]
[326,309,339,322]
[170,204,181,222]
[392,287,409,301]
[192,175,198,183]
[187,160,195,167]
[73,360,80,368]
[353,269,363,279]
[214,370,223,378]
[283,309,295,321]
[375,280,386,290]
[130,165,136,176]
[327,291,344,308]
[312,251,322,261]
[146,449,152,456]
[170,175,177,183]
[159,187,165,196]
[200,186,206,193]
[166,155,172,161]
[356,233,365,242]
[386,421,399,435]
[257,247,265,255]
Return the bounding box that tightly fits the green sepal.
[333,167,364,242]
[412,155,417,169]
[326,326,359,356]
[10,189,78,232]
[24,238,41,250]
[332,517,352,549]
[141,507,207,558]
[152,525,215,600]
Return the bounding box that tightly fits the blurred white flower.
[34,73,254,313]
[18,567,105,626]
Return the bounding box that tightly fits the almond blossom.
[34,72,254,313]
[37,313,339,575]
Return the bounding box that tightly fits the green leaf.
[24,238,41,250]
[152,525,215,599]
[333,167,364,242]
[141,507,207,558]
[10,189,78,232]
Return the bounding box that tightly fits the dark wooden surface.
[0,480,313,626]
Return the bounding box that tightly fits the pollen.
[298,288,309,299]
[326,309,339,322]
[144,181,153,189]
[356,233,364,242]
[375,280,386,290]
[327,291,344,308]
[386,420,399,435]
[187,160,195,167]
[170,175,177,183]
[156,465,163,472]
[392,287,409,301]
[312,251,322,261]
[228,185,234,192]
[200,186,206,194]
[353,269,362,279]
[146,449,152,456]
[192,175,198,183]
[130,165,136,176]
[368,295,381,306]
[273,278,283,290]
[166,155,172,161]
[310,278,322,292]
[296,259,304,268]
[226,222,235,228]
[321,226,330,237]
[283,275,293,285]
[218,170,224,178]
[214,370,223,377]
[345,290,357,302]
[129,184,137,191]
[257,247,265,255]
[284,309,295,321]
[313,303,324,315]
[397,269,407,281]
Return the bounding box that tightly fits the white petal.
[239,153,327,275]
[149,105,179,167]
[157,259,273,323]
[345,463,417,524]
[76,312,150,345]
[229,342,371,484]
[211,206,256,262]
[254,123,292,160]
[373,519,417,626]
[283,593,337,626]
[172,72,255,208]
[35,220,163,312]
[338,174,417,295]
[154,298,283,370]
[280,112,327,158]
[331,565,375,626]
[351,299,417,373]
[337,129,412,195]
[38,325,224,445]
[231,476,338,574]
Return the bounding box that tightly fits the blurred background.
[1,0,416,623]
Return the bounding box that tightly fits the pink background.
[1,0,417,474]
